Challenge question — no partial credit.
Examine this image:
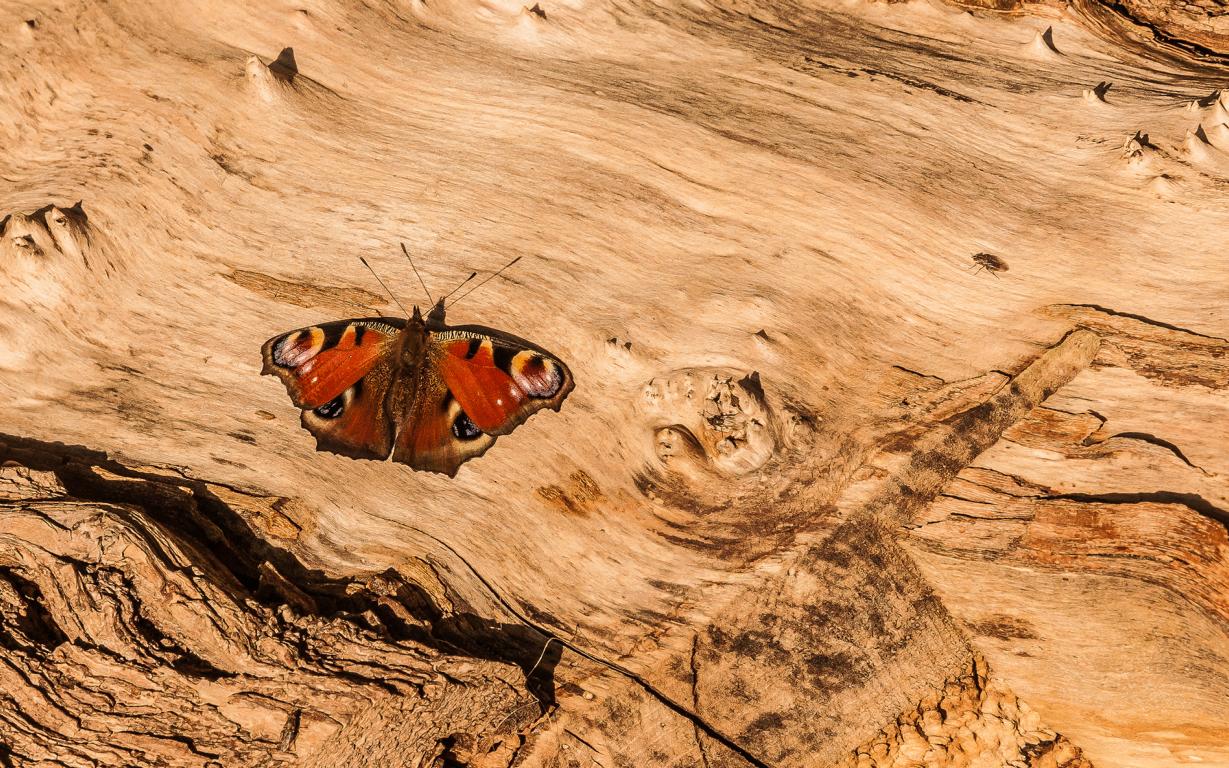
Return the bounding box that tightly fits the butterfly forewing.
[261,318,405,408]
[431,327,574,436]
[262,318,405,459]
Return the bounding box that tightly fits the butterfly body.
[261,300,573,476]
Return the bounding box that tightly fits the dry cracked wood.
[0,437,545,767]
[904,307,1229,767]
[3,0,1228,765]
[1,329,1118,767]
[501,331,1106,768]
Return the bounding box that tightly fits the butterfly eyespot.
[452,411,482,440]
[272,328,324,368]
[511,352,562,398]
[314,393,345,419]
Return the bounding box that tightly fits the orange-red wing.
[261,318,403,408]
[433,330,573,436]
[389,329,572,476]
[299,356,398,460]
[436,341,524,431]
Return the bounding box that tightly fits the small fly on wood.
[971,252,1009,278]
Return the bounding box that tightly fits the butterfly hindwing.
[389,371,497,476]
[300,356,398,460]
[261,318,404,408]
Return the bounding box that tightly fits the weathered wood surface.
[2,0,1227,765]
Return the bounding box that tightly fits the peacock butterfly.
[260,256,574,477]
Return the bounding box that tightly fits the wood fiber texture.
[1,0,1227,765]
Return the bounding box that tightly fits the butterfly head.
[426,298,447,329]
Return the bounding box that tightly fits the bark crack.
[690,633,712,768]
[891,364,945,383]
[938,493,994,505]
[1054,303,1229,342]
[947,510,1034,522]
[1043,491,1229,534]
[1082,430,1212,475]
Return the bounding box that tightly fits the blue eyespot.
[314,394,345,419]
[452,411,482,440]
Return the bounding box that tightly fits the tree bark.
[0,436,545,767]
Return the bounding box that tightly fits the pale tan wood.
[1,0,1227,765]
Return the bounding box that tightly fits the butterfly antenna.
[400,242,434,306]
[448,256,523,308]
[441,271,478,304]
[359,256,411,317]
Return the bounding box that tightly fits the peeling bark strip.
[1044,304,1229,391]
[0,438,542,768]
[1081,0,1229,62]
[864,330,1102,528]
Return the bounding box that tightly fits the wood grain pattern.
[2,0,1227,765]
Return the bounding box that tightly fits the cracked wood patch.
[0,329,1109,768]
[0,437,544,768]
[507,330,1107,767]
[905,308,1229,766]
[3,289,1222,768]
[515,312,1223,767]
[682,332,1101,766]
